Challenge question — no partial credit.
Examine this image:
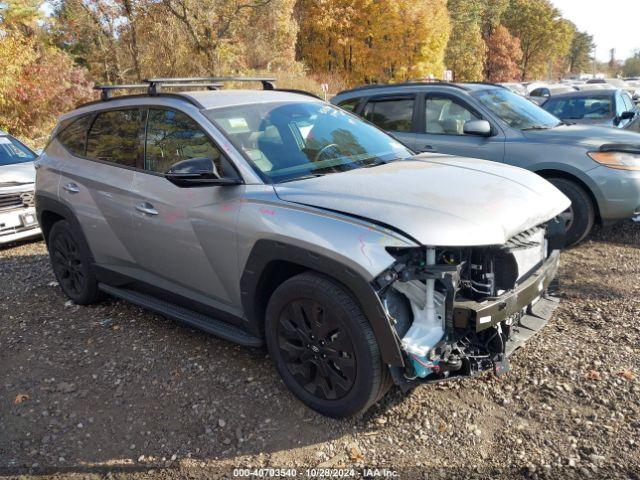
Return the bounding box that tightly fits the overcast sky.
[551,0,639,61]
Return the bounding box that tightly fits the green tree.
[622,52,640,78]
[503,0,573,80]
[567,29,594,74]
[445,0,486,81]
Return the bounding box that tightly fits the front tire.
[48,220,101,305]
[548,178,595,246]
[265,272,390,418]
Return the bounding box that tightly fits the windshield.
[473,88,561,130]
[204,102,413,183]
[543,95,613,120]
[0,135,36,166]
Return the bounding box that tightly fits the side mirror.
[165,157,242,187]
[619,111,635,120]
[463,119,492,136]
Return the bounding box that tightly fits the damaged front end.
[375,219,564,389]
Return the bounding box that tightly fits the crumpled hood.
[0,161,36,185]
[274,155,570,246]
[522,124,640,149]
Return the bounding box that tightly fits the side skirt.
[98,283,263,347]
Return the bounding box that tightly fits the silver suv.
[1,131,41,244]
[36,78,569,417]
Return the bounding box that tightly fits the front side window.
[425,97,479,135]
[204,102,413,183]
[86,109,143,166]
[57,115,93,157]
[543,96,613,120]
[145,109,233,177]
[473,88,561,130]
[362,98,414,132]
[0,135,36,166]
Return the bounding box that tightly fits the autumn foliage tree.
[0,0,94,144]
[445,0,485,81]
[296,0,450,84]
[484,25,522,82]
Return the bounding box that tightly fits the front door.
[415,94,505,162]
[131,107,245,317]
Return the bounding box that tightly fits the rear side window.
[363,98,414,132]
[57,115,93,157]
[145,108,233,177]
[86,109,143,167]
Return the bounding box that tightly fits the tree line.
[0,0,637,145]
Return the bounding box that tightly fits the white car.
[0,131,41,244]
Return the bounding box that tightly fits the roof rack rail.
[94,76,277,101]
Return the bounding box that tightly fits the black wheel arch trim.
[240,239,405,367]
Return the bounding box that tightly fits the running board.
[98,283,263,347]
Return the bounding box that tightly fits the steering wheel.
[313,143,340,163]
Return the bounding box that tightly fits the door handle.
[63,182,80,194]
[135,202,159,216]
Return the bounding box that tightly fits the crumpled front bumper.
[452,249,560,336]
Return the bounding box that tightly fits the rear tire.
[48,220,102,305]
[265,272,390,418]
[548,178,595,246]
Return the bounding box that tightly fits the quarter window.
[363,98,414,132]
[86,109,143,167]
[425,97,479,135]
[57,115,93,157]
[337,98,361,113]
[145,109,232,177]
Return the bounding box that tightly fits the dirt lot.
[1,222,639,479]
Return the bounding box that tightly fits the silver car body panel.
[275,155,570,246]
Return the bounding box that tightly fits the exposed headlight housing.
[588,146,640,171]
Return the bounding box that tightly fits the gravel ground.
[1,222,639,480]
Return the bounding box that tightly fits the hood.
[0,161,36,185]
[274,155,570,246]
[522,124,640,149]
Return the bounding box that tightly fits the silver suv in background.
[0,131,41,244]
[36,78,568,417]
[332,82,640,246]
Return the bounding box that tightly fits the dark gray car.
[332,83,640,245]
[541,89,639,132]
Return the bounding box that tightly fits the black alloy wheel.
[276,298,357,400]
[48,220,101,304]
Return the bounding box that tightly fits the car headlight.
[587,151,640,171]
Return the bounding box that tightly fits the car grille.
[0,191,35,211]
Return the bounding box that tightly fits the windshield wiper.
[278,172,329,183]
[522,125,552,131]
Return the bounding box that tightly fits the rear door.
[131,107,245,319]
[55,108,140,267]
[360,94,418,149]
[415,93,505,161]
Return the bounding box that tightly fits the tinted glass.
[86,109,142,166]
[145,109,233,177]
[57,115,93,157]
[205,102,413,183]
[473,88,560,130]
[0,135,36,166]
[615,93,626,116]
[543,96,613,119]
[425,97,479,135]
[337,98,360,112]
[621,93,634,111]
[363,98,413,132]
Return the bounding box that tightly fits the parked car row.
[332,81,640,245]
[2,76,639,418]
